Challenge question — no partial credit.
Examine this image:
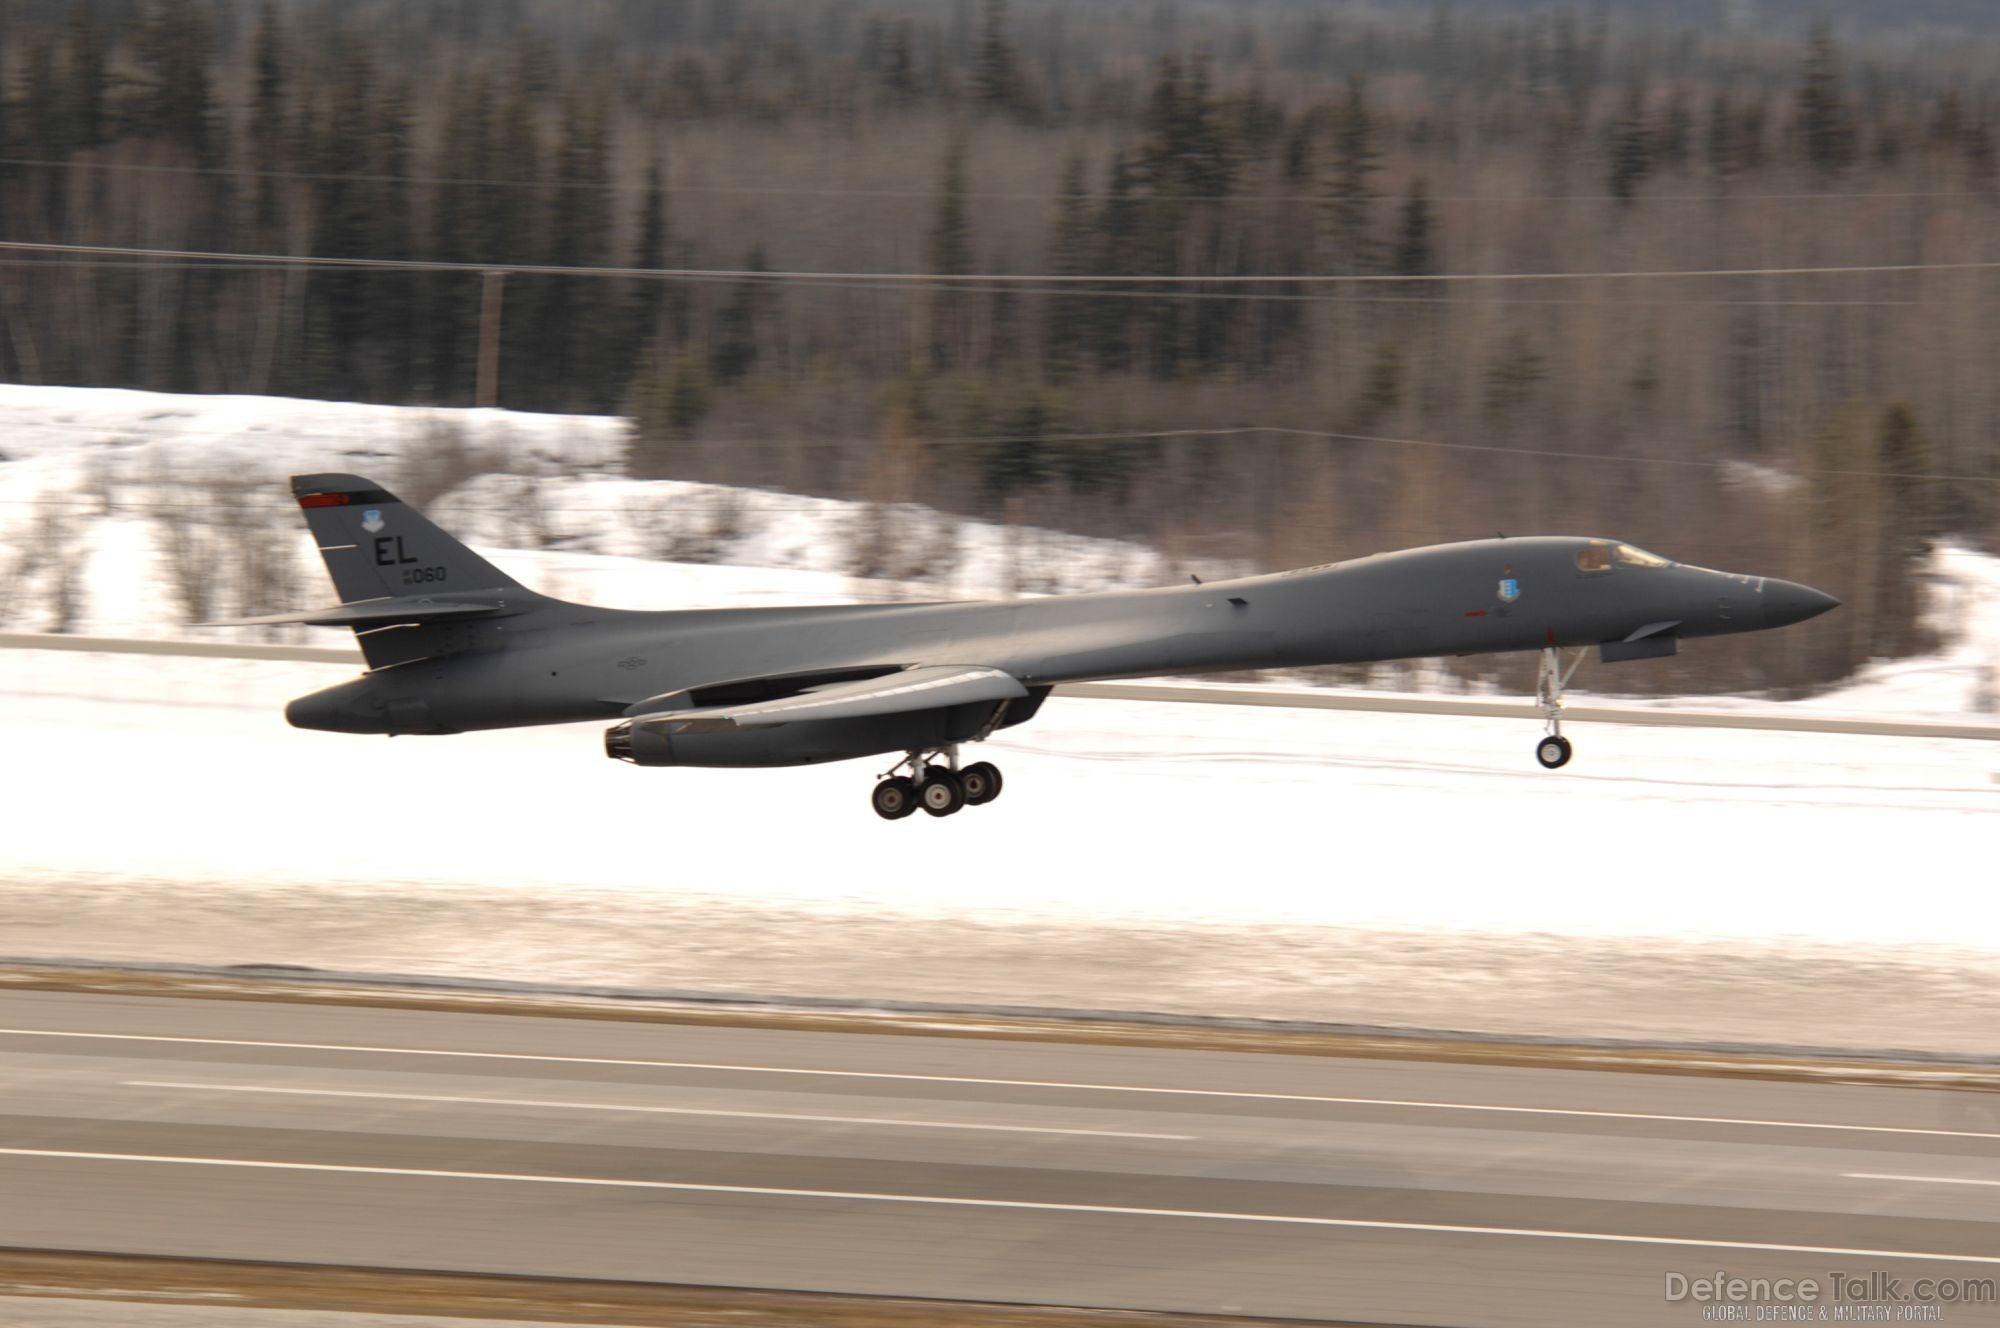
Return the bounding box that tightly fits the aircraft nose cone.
[1764,579,1840,628]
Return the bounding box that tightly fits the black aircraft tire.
[1536,736,1573,770]
[919,769,966,817]
[872,777,919,820]
[960,761,1002,806]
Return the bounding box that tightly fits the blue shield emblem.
[1497,578,1520,603]
[361,509,385,534]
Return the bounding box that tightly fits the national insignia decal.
[361,509,385,534]
[1497,577,1521,603]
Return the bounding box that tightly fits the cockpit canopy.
[1576,542,1672,573]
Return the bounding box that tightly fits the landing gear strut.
[871,746,1004,820]
[1534,646,1584,770]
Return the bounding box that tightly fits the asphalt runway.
[1,990,1997,1327]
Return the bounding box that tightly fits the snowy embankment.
[0,384,1180,645]
[2,385,1998,1052]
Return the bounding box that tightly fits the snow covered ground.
[2,385,1998,1052]
[4,647,1997,1051]
[0,384,1184,648]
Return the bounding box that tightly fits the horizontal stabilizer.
[634,664,1027,734]
[204,597,513,629]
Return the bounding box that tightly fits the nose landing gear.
[1534,646,1584,770]
[872,746,1004,820]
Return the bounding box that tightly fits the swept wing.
[633,664,1027,734]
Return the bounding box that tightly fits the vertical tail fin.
[289,474,530,670]
[291,473,522,602]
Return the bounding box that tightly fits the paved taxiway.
[1,991,1996,1327]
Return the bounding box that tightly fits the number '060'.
[402,566,448,584]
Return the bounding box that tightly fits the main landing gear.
[1534,646,1584,770]
[871,746,1004,820]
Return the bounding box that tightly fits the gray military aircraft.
[229,473,1838,819]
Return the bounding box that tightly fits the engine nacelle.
[605,691,1048,769]
[605,710,963,768]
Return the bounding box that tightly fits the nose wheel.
[1533,646,1585,770]
[872,748,1003,820]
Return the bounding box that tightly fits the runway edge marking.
[125,1081,1197,1140]
[5,1027,1996,1134]
[4,1147,1998,1266]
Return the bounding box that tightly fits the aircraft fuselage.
[287,535,1835,744]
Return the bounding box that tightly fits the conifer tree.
[973,0,1021,112]
[1042,153,1094,379]
[927,138,973,276]
[1390,179,1435,281]
[425,67,497,401]
[301,42,379,397]
[1482,334,1548,433]
[1092,149,1138,372]
[247,2,286,237]
[627,345,713,479]
[880,20,917,103]
[1130,55,1233,376]
[1704,90,1742,178]
[710,241,768,383]
[925,138,974,367]
[1323,77,1381,272]
[1878,402,1946,554]
[129,0,217,165]
[1796,24,1856,173]
[1350,343,1405,431]
[489,72,543,264]
[1607,83,1653,203]
[533,83,614,410]
[365,74,417,400]
[1655,86,1691,168]
[65,6,109,153]
[23,32,69,162]
[626,156,677,369]
[1176,56,1232,200]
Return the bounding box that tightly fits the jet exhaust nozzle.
[605,720,638,763]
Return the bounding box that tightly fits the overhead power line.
[0,239,1996,285]
[0,256,1921,305]
[5,156,1997,206]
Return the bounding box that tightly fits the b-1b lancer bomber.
[233,474,1839,819]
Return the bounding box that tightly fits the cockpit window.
[1575,543,1613,573]
[1613,543,1672,568]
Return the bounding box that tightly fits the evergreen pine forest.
[3,0,1998,695]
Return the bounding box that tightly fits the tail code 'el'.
[292,473,521,604]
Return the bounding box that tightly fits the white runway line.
[5,1027,1994,1141]
[3,1146,1998,1265]
[1846,1173,2000,1187]
[125,1080,1194,1140]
